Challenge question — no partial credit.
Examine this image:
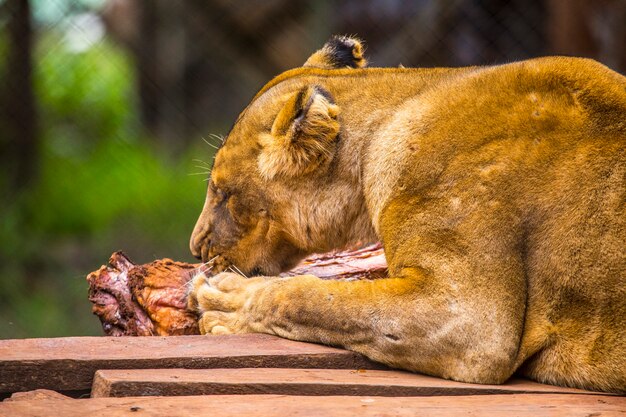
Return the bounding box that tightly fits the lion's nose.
[191,199,213,260]
[189,241,202,259]
[189,230,207,260]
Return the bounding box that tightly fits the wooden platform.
[1,334,623,416]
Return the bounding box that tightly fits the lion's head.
[189,36,376,275]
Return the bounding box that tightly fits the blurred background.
[0,0,625,339]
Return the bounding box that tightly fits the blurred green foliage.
[0,31,214,338]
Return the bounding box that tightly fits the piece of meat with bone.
[87,243,387,336]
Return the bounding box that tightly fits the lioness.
[188,36,626,393]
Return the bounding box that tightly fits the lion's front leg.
[187,271,384,341]
[185,271,419,357]
[189,268,524,386]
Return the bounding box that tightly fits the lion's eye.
[209,181,228,203]
[215,189,227,203]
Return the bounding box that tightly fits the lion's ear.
[258,86,340,179]
[303,35,367,69]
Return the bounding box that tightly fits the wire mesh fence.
[3,0,626,155]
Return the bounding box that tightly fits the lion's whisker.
[231,264,248,279]
[199,256,219,269]
[192,158,211,167]
[201,136,219,150]
[208,133,225,144]
[194,164,211,170]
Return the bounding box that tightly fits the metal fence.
[3,0,626,158]
[100,0,625,147]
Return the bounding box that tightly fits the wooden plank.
[0,334,380,393]
[91,368,612,398]
[0,393,623,417]
[4,390,71,402]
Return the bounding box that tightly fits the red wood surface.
[0,334,380,393]
[2,393,623,417]
[91,368,611,398]
[4,390,70,402]
[2,334,622,416]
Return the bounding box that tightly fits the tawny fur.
[189,36,626,394]
[258,86,340,180]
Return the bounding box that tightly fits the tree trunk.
[1,0,37,194]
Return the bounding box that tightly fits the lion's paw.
[188,271,267,335]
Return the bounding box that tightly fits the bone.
[86,244,387,336]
